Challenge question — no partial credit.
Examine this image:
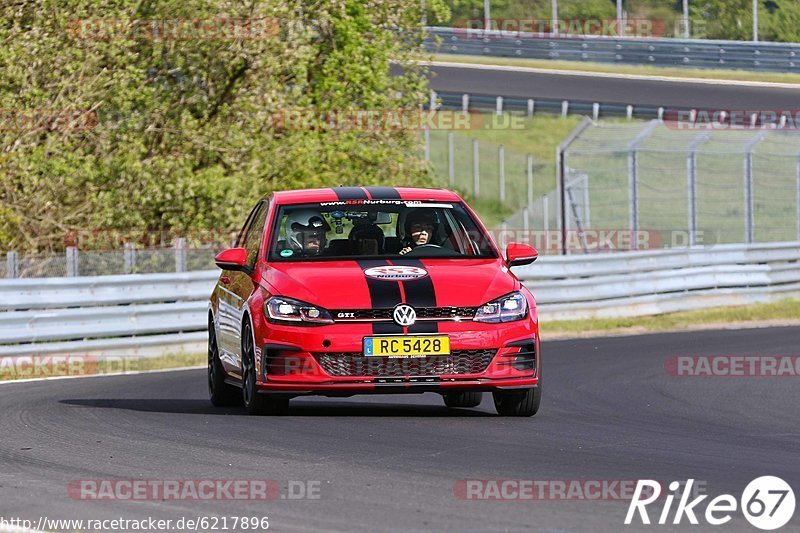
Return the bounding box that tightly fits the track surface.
[1,326,799,532]
[428,63,800,109]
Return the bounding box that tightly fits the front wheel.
[443,391,483,408]
[493,387,540,417]
[241,322,289,416]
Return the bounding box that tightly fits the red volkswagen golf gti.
[208,187,540,416]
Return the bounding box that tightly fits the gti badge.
[392,304,417,326]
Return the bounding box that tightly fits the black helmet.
[404,208,439,235]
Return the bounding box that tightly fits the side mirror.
[215,247,252,273]
[506,243,538,267]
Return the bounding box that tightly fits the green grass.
[431,53,800,85]
[542,298,800,337]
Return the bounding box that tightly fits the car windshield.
[268,200,497,261]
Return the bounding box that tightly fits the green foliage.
[0,0,440,252]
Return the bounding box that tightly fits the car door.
[219,200,269,376]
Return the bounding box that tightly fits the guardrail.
[426,26,800,73]
[0,242,798,356]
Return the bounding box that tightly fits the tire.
[443,391,483,408]
[241,321,289,416]
[208,321,240,407]
[493,386,540,417]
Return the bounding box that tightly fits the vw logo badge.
[392,304,416,326]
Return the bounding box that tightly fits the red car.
[208,187,540,416]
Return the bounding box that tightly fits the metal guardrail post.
[123,243,137,275]
[462,94,469,113]
[447,131,455,187]
[527,99,534,117]
[499,145,505,203]
[6,252,18,279]
[744,131,767,244]
[496,96,503,116]
[175,238,187,273]
[687,133,710,247]
[473,139,480,197]
[66,247,78,277]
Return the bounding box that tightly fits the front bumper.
[252,318,539,395]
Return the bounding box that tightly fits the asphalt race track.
[1,326,798,532]
[427,63,800,110]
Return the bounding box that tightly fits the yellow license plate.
[363,335,450,358]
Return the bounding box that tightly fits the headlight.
[265,296,334,325]
[474,292,528,323]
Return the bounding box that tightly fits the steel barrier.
[426,27,800,73]
[0,242,798,355]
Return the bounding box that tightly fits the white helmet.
[285,209,331,252]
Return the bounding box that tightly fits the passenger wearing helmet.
[285,209,331,256]
[399,209,438,255]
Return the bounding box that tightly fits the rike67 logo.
[626,477,796,530]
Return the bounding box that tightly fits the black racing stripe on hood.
[356,259,403,334]
[391,258,438,334]
[332,187,368,201]
[363,186,401,199]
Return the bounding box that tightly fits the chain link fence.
[559,120,800,250]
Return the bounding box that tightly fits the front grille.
[314,349,496,377]
[330,306,477,321]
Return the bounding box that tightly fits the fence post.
[423,128,430,161]
[124,242,137,274]
[542,194,549,234]
[744,131,767,244]
[527,99,535,116]
[429,90,437,111]
[523,206,530,232]
[462,94,470,113]
[473,139,480,197]
[561,100,569,118]
[499,145,505,203]
[526,154,534,208]
[627,120,660,235]
[175,237,187,273]
[447,131,455,187]
[6,251,18,278]
[66,246,78,277]
[687,133,709,247]
[496,96,503,116]
[556,117,593,255]
[592,103,599,121]
[797,152,800,241]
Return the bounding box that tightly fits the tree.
[0,0,441,252]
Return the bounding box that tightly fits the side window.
[241,201,268,267]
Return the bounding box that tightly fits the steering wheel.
[405,243,453,257]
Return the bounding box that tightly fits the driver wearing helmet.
[285,209,331,257]
[399,209,437,255]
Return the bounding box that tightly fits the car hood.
[262,259,519,310]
